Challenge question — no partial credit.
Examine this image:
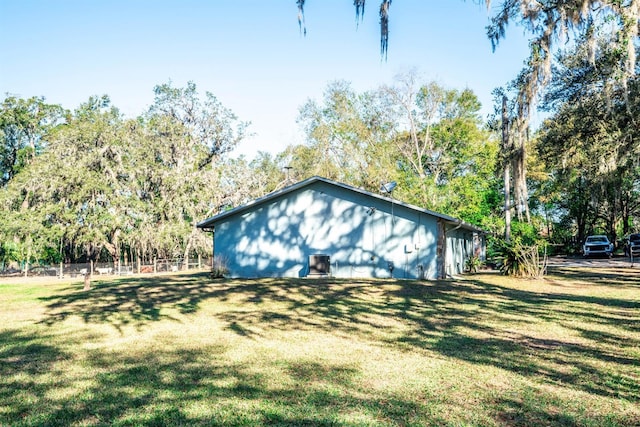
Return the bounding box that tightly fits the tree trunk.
[502,96,511,242]
[24,246,31,278]
[504,163,512,243]
[512,138,530,223]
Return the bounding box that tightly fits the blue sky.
[1,1,534,158]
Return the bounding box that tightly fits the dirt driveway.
[546,255,640,268]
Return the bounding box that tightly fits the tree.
[378,71,497,219]
[536,33,639,246]
[0,95,129,269]
[0,83,249,270]
[0,96,65,186]
[294,76,497,225]
[537,89,639,246]
[488,0,638,105]
[217,153,284,206]
[296,1,638,86]
[144,81,249,266]
[295,80,394,190]
[491,83,531,240]
[37,96,130,264]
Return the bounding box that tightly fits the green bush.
[464,255,483,273]
[511,221,539,246]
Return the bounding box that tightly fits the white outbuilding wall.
[201,178,483,280]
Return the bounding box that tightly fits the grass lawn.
[1,267,639,426]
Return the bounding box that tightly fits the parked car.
[583,235,614,257]
[623,233,640,258]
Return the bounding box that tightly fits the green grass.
[0,267,639,426]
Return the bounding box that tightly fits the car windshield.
[587,236,608,243]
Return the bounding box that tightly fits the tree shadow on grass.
[494,390,640,426]
[406,277,640,403]
[0,329,68,377]
[36,271,640,406]
[431,331,640,402]
[0,328,94,424]
[547,265,640,289]
[38,272,215,330]
[493,395,582,427]
[2,342,430,426]
[5,324,635,426]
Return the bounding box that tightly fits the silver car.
[583,235,613,257]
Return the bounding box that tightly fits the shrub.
[495,238,547,278]
[464,255,483,273]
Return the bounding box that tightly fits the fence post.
[83,270,91,291]
[24,247,31,277]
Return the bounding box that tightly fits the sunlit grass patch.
[1,268,639,426]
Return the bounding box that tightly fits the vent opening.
[308,254,330,277]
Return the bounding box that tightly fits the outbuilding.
[197,176,484,279]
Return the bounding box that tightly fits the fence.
[0,257,212,279]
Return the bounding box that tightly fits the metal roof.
[197,176,484,233]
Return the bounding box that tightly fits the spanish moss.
[296,0,392,60]
[354,0,366,28]
[380,0,391,60]
[297,0,306,36]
